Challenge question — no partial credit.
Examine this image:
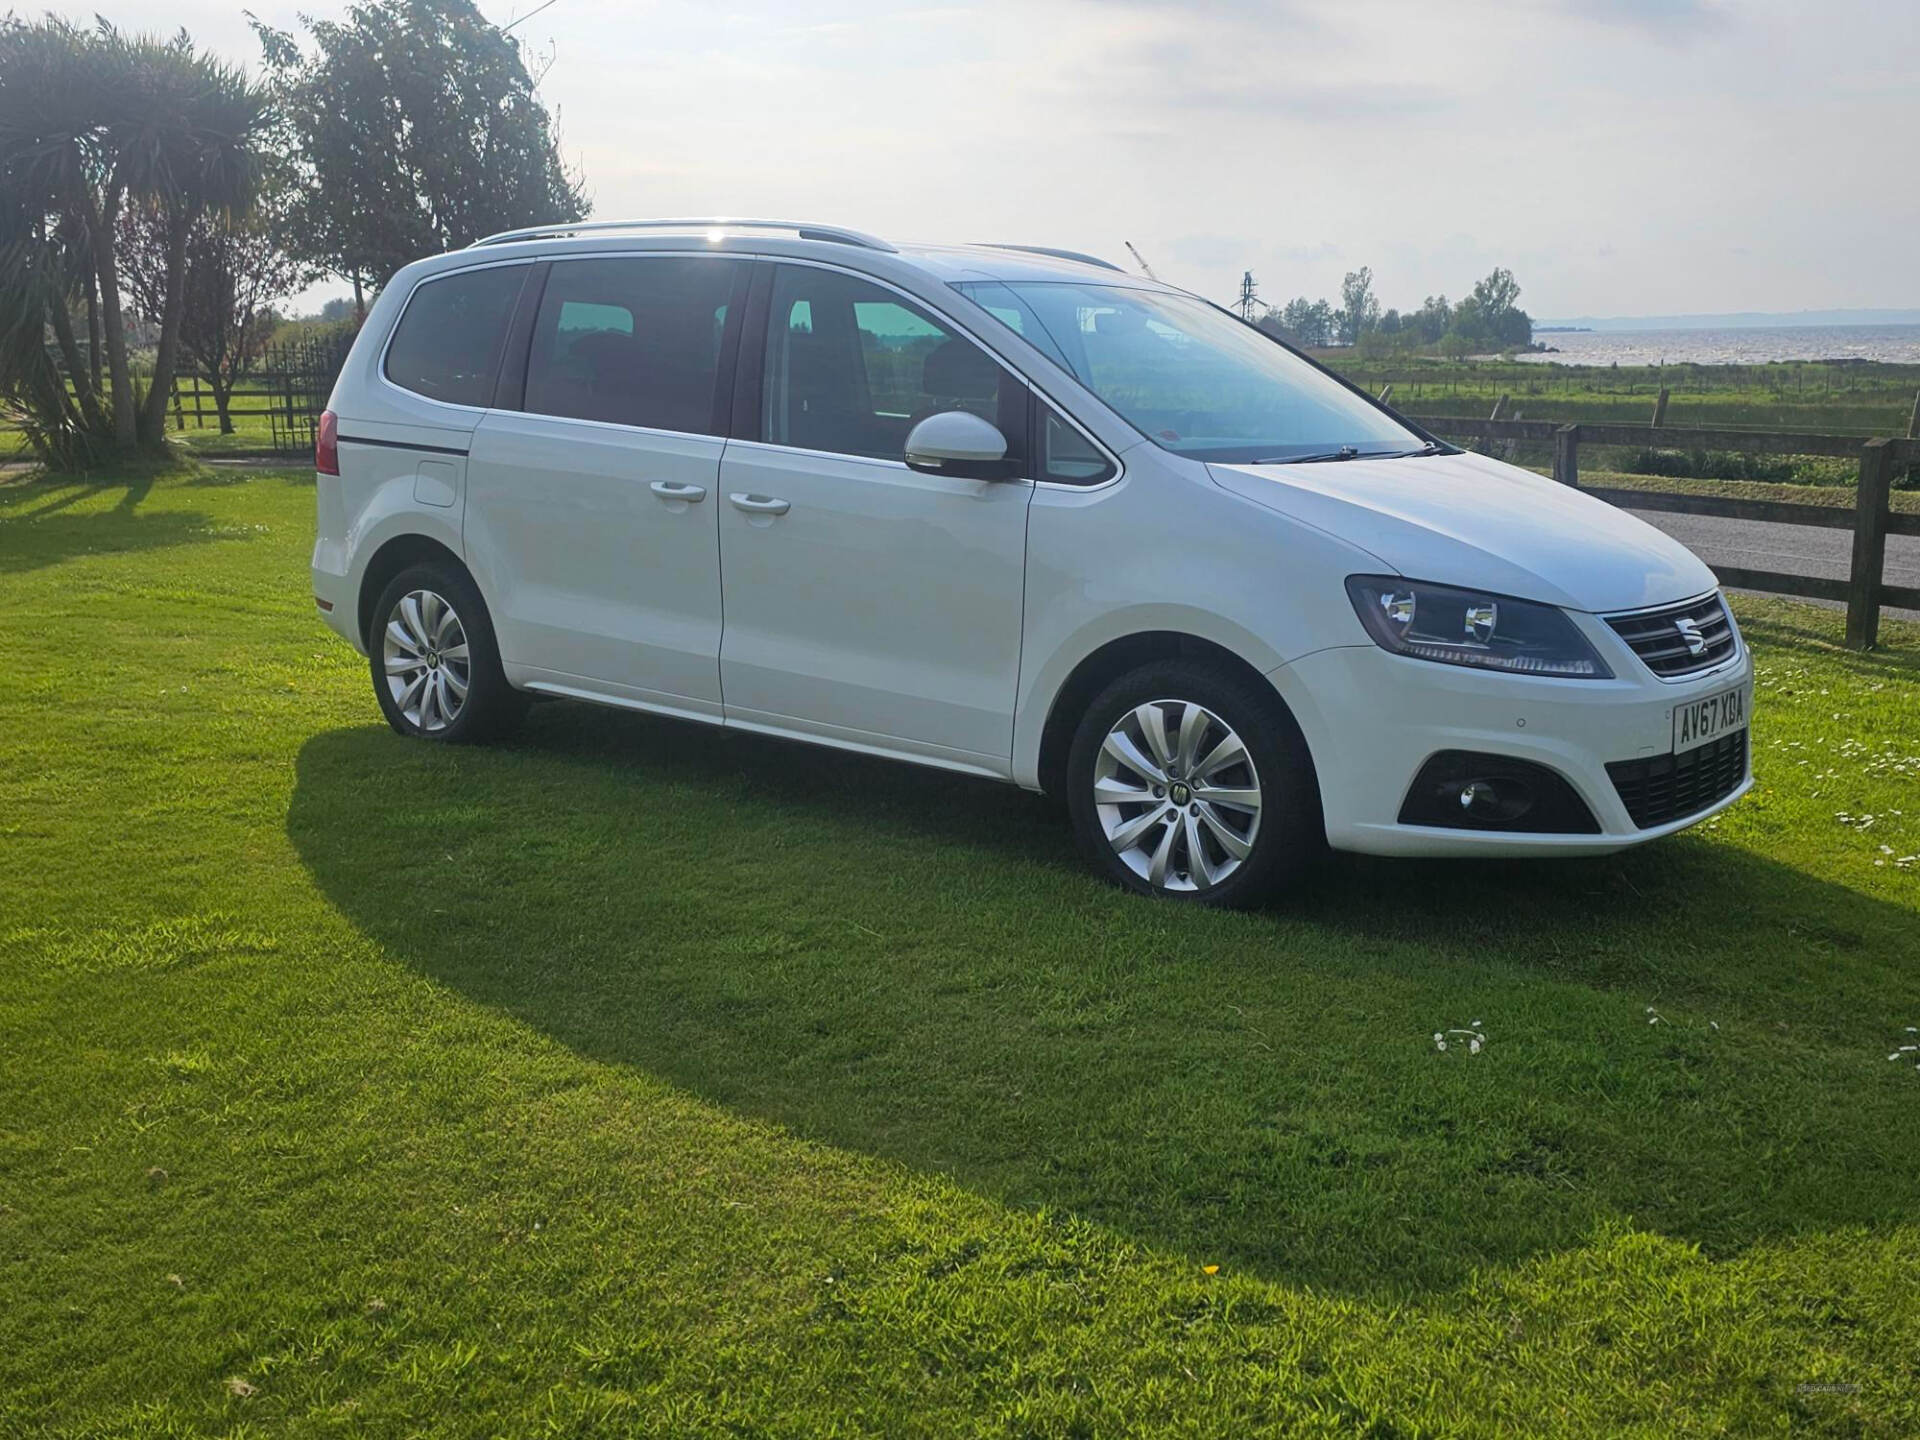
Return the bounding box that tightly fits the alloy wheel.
[1092,699,1264,893]
[382,588,471,734]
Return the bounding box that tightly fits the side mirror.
[904,411,1014,480]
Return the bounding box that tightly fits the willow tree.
[0,18,266,460]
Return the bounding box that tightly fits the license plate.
[1672,684,1748,754]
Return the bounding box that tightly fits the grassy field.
[1321,356,1920,438]
[3,464,1919,1436]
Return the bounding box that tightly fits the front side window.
[523,256,743,434]
[954,280,1421,464]
[384,264,530,407]
[762,266,1024,465]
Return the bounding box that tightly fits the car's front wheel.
[369,562,523,742]
[1065,659,1320,905]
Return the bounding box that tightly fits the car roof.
[434,218,1170,293]
[890,241,1153,287]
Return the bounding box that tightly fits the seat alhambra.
[311,217,1752,905]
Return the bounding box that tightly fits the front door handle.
[728,492,791,516]
[649,480,707,502]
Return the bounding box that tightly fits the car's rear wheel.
[369,562,523,742]
[1066,659,1320,905]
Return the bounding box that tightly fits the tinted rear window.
[384,265,530,408]
[523,256,743,434]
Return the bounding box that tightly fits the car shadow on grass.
[287,703,1920,1299]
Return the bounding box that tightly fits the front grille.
[1606,731,1748,828]
[1605,593,1738,677]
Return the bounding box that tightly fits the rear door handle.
[649,480,707,502]
[728,492,791,516]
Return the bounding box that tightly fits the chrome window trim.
[372,244,1127,488]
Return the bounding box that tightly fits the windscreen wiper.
[1251,441,1448,465]
[1252,445,1362,464]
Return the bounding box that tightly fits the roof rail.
[469,217,897,252]
[978,243,1125,273]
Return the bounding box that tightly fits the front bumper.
[1268,627,1753,858]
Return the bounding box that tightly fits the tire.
[1065,659,1321,906]
[368,561,525,743]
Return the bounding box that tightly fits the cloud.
[1555,0,1730,34]
[1168,234,1339,269]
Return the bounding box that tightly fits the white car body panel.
[313,224,1755,865]
[1209,451,1718,614]
[715,439,1032,766]
[466,410,727,716]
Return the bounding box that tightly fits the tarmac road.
[1627,507,1920,624]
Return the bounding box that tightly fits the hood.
[1209,450,1717,613]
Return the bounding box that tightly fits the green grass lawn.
[1323,356,1920,438]
[3,464,1918,1437]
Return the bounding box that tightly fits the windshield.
[953,280,1423,464]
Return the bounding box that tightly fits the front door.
[465,254,748,717]
[717,263,1033,769]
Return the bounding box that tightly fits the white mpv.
[312,218,1753,905]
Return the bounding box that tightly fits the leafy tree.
[1336,267,1380,346]
[1262,297,1335,348]
[253,0,588,314]
[1444,269,1531,352]
[1411,295,1451,345]
[1471,267,1522,322]
[1467,266,1532,349]
[119,195,310,432]
[0,17,265,459]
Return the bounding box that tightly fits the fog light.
[1454,777,1532,823]
[1400,751,1600,834]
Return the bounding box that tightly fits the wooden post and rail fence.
[154,347,1919,651]
[1405,409,1920,650]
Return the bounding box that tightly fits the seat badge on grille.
[1673,616,1707,657]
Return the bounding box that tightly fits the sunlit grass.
[2,466,1917,1436]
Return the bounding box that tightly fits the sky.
[66,0,1920,319]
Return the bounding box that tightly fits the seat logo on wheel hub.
[1168,780,1192,805]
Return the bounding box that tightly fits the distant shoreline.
[1537,308,1920,332]
[1513,322,1920,367]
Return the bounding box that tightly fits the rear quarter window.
[383,264,530,408]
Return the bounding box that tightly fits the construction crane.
[1124,241,1159,282]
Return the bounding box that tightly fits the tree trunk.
[47,293,107,435]
[92,184,138,451]
[86,269,103,395]
[352,271,365,323]
[209,374,234,434]
[139,204,194,448]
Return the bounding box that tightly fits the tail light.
[316,409,339,476]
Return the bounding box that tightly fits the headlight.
[1344,576,1612,679]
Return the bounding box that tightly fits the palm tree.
[0,19,118,448]
[101,29,266,445]
[0,18,267,459]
